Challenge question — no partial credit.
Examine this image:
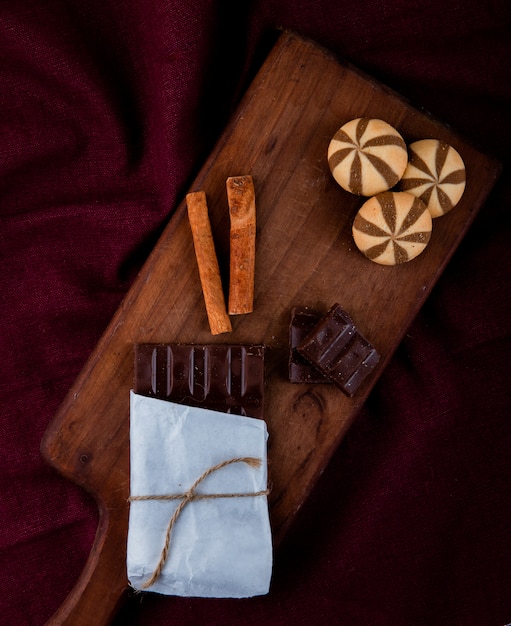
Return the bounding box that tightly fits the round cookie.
[400,139,466,218]
[352,191,432,265]
[328,118,408,196]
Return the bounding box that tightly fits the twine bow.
[129,456,269,589]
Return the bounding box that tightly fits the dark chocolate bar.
[296,303,380,397]
[134,343,265,419]
[289,307,330,383]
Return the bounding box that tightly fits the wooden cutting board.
[41,31,500,625]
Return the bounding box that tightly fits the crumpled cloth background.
[1,1,510,625]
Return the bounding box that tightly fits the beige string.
[129,456,269,589]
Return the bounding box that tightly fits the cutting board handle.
[46,506,128,626]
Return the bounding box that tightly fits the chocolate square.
[289,307,330,383]
[296,303,380,397]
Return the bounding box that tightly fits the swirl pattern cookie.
[352,191,432,265]
[328,118,408,196]
[400,139,466,217]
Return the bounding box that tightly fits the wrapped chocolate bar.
[127,392,272,598]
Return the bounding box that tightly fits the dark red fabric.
[1,1,511,624]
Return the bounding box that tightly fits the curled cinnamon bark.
[186,191,232,335]
[226,175,256,315]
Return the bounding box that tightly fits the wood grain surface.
[41,31,500,625]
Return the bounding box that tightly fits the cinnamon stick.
[226,175,256,315]
[186,191,232,335]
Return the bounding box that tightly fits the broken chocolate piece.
[134,343,265,419]
[296,303,380,396]
[289,307,329,383]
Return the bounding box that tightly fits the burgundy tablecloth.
[1,2,510,625]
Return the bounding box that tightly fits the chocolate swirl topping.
[352,191,432,265]
[328,118,408,196]
[400,139,466,217]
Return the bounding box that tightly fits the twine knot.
[129,456,269,589]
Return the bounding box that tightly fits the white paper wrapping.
[127,391,272,598]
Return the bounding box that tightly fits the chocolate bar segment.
[296,303,380,397]
[289,307,329,383]
[134,344,265,419]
